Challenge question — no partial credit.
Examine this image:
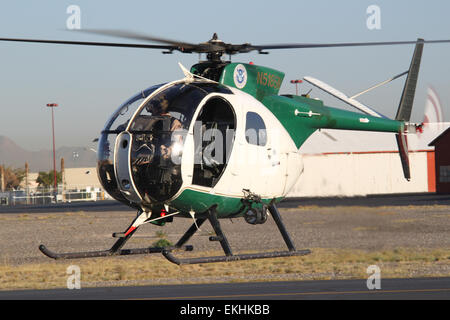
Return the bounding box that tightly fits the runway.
[0,277,449,300]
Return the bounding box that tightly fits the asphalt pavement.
[0,277,449,300]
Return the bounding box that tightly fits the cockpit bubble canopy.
[97,81,233,205]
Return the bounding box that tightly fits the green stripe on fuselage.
[171,188,283,218]
[262,95,403,149]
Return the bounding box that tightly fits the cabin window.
[245,112,267,146]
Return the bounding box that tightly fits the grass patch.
[0,247,449,291]
[152,238,173,248]
[151,230,173,248]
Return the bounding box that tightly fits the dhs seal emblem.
[233,64,247,89]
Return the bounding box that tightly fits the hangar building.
[429,127,450,194]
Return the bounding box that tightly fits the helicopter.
[1,31,449,265]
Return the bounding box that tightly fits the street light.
[290,79,302,95]
[46,103,58,195]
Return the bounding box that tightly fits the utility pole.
[46,103,58,200]
[25,162,29,204]
[61,157,65,202]
[0,165,4,192]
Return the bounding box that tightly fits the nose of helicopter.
[112,118,184,205]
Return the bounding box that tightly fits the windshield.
[96,84,163,205]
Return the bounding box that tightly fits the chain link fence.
[0,185,108,206]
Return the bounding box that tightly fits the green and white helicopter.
[2,32,449,264]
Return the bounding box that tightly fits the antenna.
[304,88,313,97]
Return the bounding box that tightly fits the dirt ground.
[0,204,449,289]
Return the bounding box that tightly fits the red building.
[429,127,450,194]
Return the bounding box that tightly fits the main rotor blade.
[2,34,450,56]
[252,39,450,51]
[0,37,174,50]
[78,29,198,50]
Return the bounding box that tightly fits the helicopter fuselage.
[96,62,403,220]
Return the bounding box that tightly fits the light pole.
[46,103,58,197]
[290,79,302,95]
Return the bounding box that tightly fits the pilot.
[147,95,182,131]
[147,95,183,161]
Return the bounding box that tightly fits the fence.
[0,186,108,206]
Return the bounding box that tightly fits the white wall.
[287,151,429,197]
[63,167,101,189]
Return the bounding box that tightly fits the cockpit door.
[191,96,236,188]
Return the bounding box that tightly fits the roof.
[429,126,450,146]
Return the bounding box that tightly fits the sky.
[0,0,449,151]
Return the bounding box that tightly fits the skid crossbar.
[162,204,311,265]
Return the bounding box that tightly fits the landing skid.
[39,244,193,260]
[162,204,311,265]
[38,204,310,264]
[38,211,192,260]
[163,249,311,265]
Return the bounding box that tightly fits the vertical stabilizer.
[395,131,411,180]
[395,38,424,181]
[395,38,424,122]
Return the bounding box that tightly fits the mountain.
[0,136,97,172]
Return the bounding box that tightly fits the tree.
[0,165,25,190]
[36,170,62,188]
